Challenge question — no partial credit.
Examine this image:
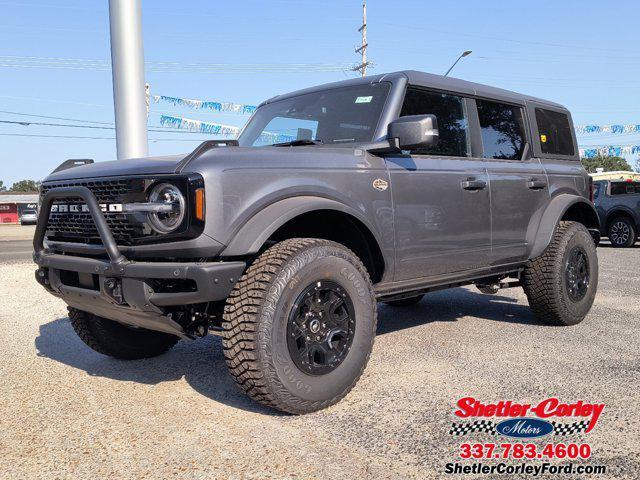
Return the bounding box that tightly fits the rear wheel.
[383,295,424,307]
[222,238,377,414]
[522,221,598,326]
[607,216,636,248]
[68,308,179,359]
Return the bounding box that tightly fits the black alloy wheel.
[287,280,356,376]
[564,246,590,302]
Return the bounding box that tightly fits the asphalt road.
[1,243,639,479]
[0,239,34,263]
[0,225,35,263]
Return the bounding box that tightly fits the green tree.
[580,155,631,173]
[0,180,6,192]
[10,179,40,192]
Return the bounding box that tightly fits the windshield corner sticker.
[355,95,373,104]
[372,178,388,191]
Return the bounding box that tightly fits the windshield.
[238,83,390,147]
[23,210,36,215]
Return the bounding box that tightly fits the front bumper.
[34,186,245,338]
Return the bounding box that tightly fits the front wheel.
[522,221,598,326]
[222,238,377,414]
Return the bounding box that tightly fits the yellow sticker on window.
[540,134,547,143]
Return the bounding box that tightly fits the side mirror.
[387,114,439,150]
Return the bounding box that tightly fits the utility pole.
[109,0,148,160]
[352,0,369,77]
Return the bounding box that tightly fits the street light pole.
[444,50,472,77]
[109,0,148,160]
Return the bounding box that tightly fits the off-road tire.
[384,295,424,307]
[607,216,636,248]
[222,238,377,414]
[523,221,598,326]
[69,308,180,359]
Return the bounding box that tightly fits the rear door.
[477,99,549,265]
[386,87,491,280]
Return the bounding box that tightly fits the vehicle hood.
[43,154,188,182]
[42,145,365,182]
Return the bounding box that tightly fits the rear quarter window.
[535,108,575,156]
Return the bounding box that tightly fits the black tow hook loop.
[104,277,125,305]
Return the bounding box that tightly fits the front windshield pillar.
[373,75,407,142]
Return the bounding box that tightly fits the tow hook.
[35,267,50,287]
[103,277,125,305]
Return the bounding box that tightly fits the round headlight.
[147,183,185,234]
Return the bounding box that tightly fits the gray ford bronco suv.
[34,71,599,414]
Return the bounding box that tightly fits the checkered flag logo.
[551,420,590,436]
[450,420,496,436]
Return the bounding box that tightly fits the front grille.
[41,177,148,245]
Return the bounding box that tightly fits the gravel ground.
[0,245,638,479]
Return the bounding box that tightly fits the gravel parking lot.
[1,240,638,479]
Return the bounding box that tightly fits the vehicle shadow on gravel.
[377,287,537,335]
[34,288,535,414]
[34,318,283,416]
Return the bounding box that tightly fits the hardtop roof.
[263,70,566,110]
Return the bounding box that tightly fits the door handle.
[527,179,547,190]
[461,179,487,191]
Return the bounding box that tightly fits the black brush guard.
[34,186,245,338]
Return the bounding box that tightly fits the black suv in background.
[593,179,640,247]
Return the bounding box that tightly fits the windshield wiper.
[272,139,323,147]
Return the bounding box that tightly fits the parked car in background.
[19,209,38,225]
[593,180,640,247]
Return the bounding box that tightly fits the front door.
[388,88,491,281]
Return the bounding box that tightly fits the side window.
[593,182,602,198]
[611,182,640,195]
[400,88,470,157]
[535,108,575,156]
[476,100,526,160]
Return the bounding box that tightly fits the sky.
[1,0,639,186]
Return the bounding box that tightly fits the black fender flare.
[220,195,385,258]
[527,194,599,259]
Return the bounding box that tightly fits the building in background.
[589,170,640,181]
[0,193,39,224]
[589,168,640,181]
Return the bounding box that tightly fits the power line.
[0,119,113,130]
[0,56,355,73]
[0,132,220,141]
[0,110,113,125]
[0,117,237,135]
[0,110,246,135]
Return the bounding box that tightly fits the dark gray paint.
[40,70,597,299]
